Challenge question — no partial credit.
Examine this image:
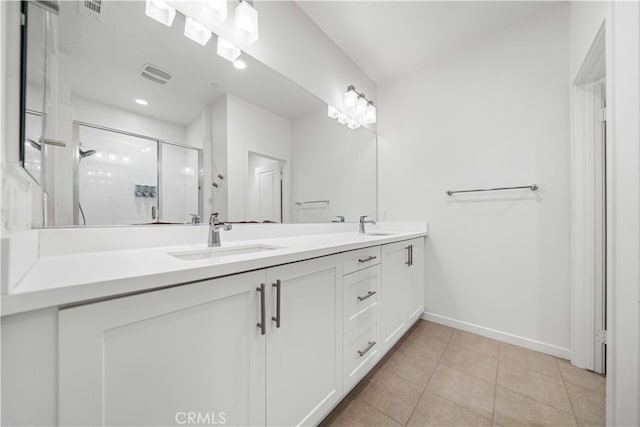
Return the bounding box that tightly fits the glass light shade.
[145,0,176,26]
[337,113,348,125]
[327,105,340,119]
[205,0,228,26]
[364,103,377,124]
[347,119,361,130]
[233,1,259,46]
[233,59,247,70]
[343,87,358,109]
[217,37,241,62]
[356,96,367,115]
[184,17,212,46]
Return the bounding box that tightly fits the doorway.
[571,25,607,374]
[247,152,284,223]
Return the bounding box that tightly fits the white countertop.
[1,230,426,316]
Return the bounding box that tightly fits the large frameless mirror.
[20,0,377,226]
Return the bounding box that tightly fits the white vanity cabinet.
[58,270,267,427]
[380,237,425,353]
[265,256,343,427]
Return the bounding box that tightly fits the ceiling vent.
[79,0,102,21]
[140,64,172,85]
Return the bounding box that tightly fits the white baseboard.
[422,312,571,360]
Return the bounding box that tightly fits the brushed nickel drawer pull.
[272,280,281,328]
[257,284,266,335]
[357,341,376,357]
[405,245,411,266]
[357,290,377,301]
[358,255,377,263]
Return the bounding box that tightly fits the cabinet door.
[406,237,425,324]
[265,256,343,426]
[59,271,266,427]
[380,241,411,352]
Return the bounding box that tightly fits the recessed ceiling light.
[135,99,148,106]
[233,59,247,70]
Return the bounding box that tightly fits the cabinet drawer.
[343,246,381,275]
[344,320,380,392]
[343,265,380,333]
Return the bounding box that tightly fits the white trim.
[422,312,571,360]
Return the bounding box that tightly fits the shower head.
[26,138,42,151]
[79,148,97,159]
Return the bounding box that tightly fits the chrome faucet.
[359,215,375,234]
[208,213,232,247]
[332,216,345,223]
[190,213,201,225]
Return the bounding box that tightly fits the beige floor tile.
[359,368,423,424]
[576,417,605,427]
[499,343,562,378]
[426,365,495,418]
[397,332,448,363]
[440,343,498,383]
[493,386,577,426]
[566,382,605,425]
[408,391,493,426]
[383,347,437,389]
[320,397,402,427]
[411,320,455,342]
[497,362,572,413]
[558,359,606,394]
[450,330,500,358]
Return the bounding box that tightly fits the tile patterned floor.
[320,320,606,427]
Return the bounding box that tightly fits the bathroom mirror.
[20,0,377,227]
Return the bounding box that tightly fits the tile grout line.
[401,328,455,426]
[557,357,580,425]
[491,344,500,425]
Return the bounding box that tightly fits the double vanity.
[1,223,427,426]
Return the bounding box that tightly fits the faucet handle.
[209,212,219,225]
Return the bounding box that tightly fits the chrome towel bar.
[446,184,538,196]
[294,200,330,206]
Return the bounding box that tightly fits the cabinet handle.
[405,245,411,266]
[358,255,377,263]
[257,284,266,335]
[357,341,376,357]
[410,244,413,267]
[272,279,281,328]
[357,290,377,301]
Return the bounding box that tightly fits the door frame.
[570,23,606,373]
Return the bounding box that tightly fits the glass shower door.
[160,144,200,224]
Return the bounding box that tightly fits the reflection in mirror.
[21,1,377,226]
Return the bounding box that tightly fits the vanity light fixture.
[233,0,259,46]
[135,98,148,106]
[347,119,361,130]
[343,85,358,109]
[233,59,247,70]
[327,105,340,119]
[184,17,212,46]
[204,0,228,26]
[364,101,377,125]
[145,0,176,27]
[217,37,242,62]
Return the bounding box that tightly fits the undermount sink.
[365,231,399,236]
[169,245,283,261]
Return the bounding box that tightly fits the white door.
[59,271,266,427]
[265,256,342,426]
[380,241,411,353]
[255,162,281,223]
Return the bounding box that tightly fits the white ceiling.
[298,1,551,84]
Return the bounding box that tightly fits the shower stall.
[73,122,202,226]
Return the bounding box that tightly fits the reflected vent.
[79,0,102,20]
[140,64,172,85]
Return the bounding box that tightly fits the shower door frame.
[72,121,203,226]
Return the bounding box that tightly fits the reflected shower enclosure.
[76,124,201,226]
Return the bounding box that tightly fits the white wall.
[569,2,607,82]
[226,94,292,222]
[378,4,571,356]
[291,106,377,223]
[210,96,228,221]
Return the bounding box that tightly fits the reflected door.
[254,163,282,223]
